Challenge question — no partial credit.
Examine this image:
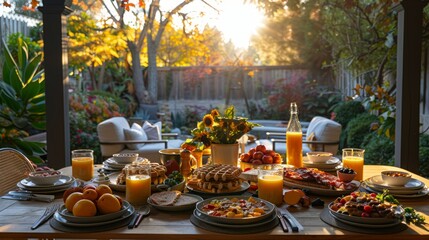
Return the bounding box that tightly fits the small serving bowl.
[381,170,412,186]
[29,170,62,185]
[337,168,356,182]
[112,153,139,163]
[306,152,333,163]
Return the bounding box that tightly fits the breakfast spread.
[329,192,397,219]
[200,197,268,218]
[284,167,358,190]
[187,164,243,193]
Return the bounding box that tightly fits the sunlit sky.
[165,0,265,49]
[0,0,265,49]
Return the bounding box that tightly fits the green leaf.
[8,68,24,93]
[24,53,42,85]
[31,121,46,130]
[28,102,46,113]
[0,91,21,113]
[21,79,41,103]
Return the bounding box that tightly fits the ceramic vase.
[211,143,239,166]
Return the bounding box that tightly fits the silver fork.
[31,203,61,230]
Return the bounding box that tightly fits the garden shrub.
[333,101,366,149]
[69,92,124,162]
[344,113,378,148]
[419,134,429,178]
[361,132,394,166]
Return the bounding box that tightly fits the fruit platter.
[52,184,134,228]
[239,144,283,170]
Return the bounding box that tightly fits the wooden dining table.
[0,165,428,240]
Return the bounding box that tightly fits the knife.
[282,209,300,232]
[276,209,288,232]
[2,195,30,201]
[8,191,55,202]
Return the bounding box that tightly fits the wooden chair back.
[0,148,35,195]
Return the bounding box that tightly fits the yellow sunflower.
[202,114,214,128]
[211,109,220,117]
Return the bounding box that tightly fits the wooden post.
[38,0,73,169]
[394,0,428,173]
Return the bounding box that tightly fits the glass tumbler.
[71,149,94,181]
[342,148,365,181]
[258,164,284,206]
[125,163,151,206]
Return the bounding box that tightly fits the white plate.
[148,193,203,211]
[364,182,424,195]
[57,201,131,223]
[20,175,74,188]
[186,182,250,197]
[193,209,277,228]
[194,195,275,225]
[366,175,424,190]
[360,182,429,198]
[329,211,402,228]
[328,202,399,224]
[303,157,341,168]
[283,179,360,196]
[53,204,134,227]
[17,182,74,193]
[105,157,145,167]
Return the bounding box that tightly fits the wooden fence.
[0,12,40,50]
[157,66,309,102]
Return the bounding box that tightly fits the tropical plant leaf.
[28,102,46,113]
[0,91,21,113]
[24,53,42,84]
[31,120,46,130]
[21,79,41,103]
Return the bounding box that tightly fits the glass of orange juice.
[258,165,284,206]
[125,163,151,206]
[71,149,94,181]
[342,148,365,181]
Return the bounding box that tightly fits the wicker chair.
[0,148,35,195]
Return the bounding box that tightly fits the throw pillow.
[306,132,317,151]
[143,121,162,140]
[123,124,148,149]
[306,116,341,154]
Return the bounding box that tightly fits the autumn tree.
[251,0,406,86]
[67,12,127,91]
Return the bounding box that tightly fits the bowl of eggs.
[381,170,412,186]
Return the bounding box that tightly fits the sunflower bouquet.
[181,106,260,151]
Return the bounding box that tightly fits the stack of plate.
[17,175,75,194]
[191,196,278,232]
[102,158,128,171]
[103,157,148,171]
[362,175,429,198]
[303,156,342,172]
[52,201,134,228]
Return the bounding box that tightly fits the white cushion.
[97,117,130,156]
[305,116,341,154]
[143,121,162,140]
[123,123,148,150]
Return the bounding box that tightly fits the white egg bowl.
[112,153,139,163]
[306,152,333,163]
[28,170,62,185]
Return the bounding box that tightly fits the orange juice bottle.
[286,102,303,167]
